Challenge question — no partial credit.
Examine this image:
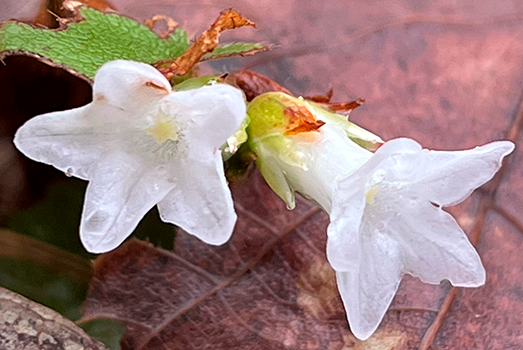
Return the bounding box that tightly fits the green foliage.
[202,42,267,60]
[173,75,222,91]
[0,7,190,78]
[8,180,92,258]
[9,180,176,254]
[81,319,127,350]
[0,258,87,320]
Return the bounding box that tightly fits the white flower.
[246,92,514,341]
[327,138,514,340]
[14,60,246,253]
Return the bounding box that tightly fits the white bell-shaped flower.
[328,138,514,340]
[14,60,246,253]
[246,92,514,341]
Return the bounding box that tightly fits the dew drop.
[65,168,73,177]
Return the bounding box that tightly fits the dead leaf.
[316,98,366,114]
[283,104,326,135]
[0,287,109,349]
[35,0,115,28]
[144,15,178,39]
[157,9,255,78]
[228,69,292,101]
[305,89,333,103]
[81,174,420,349]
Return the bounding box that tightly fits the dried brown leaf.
[81,174,420,349]
[157,9,255,78]
[317,98,366,113]
[283,105,326,135]
[0,287,109,349]
[227,69,292,101]
[35,0,115,28]
[144,15,178,39]
[304,90,365,113]
[305,89,333,103]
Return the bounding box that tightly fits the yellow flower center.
[365,186,379,205]
[147,112,178,144]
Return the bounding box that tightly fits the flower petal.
[163,84,246,160]
[327,182,365,272]
[93,60,171,118]
[327,136,383,271]
[13,105,114,180]
[14,60,173,180]
[336,231,402,340]
[80,151,175,253]
[412,140,514,206]
[157,153,236,245]
[393,202,485,286]
[372,138,514,206]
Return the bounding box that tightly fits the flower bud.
[246,92,380,210]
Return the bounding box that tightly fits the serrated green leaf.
[202,42,268,61]
[0,7,190,78]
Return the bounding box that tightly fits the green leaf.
[0,7,190,78]
[8,180,93,258]
[8,180,176,255]
[172,75,222,91]
[202,42,269,61]
[0,257,88,320]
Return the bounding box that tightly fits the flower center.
[146,111,178,144]
[365,186,379,205]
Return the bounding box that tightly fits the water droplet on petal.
[65,168,73,177]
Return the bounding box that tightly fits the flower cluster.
[13,61,514,340]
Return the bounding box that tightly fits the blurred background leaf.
[81,319,127,350]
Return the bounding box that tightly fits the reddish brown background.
[3,1,523,349]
